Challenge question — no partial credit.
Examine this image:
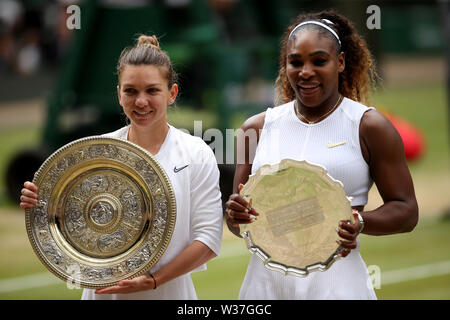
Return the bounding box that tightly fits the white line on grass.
[1,257,449,294]
[381,260,450,286]
[0,272,61,294]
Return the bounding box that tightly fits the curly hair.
[274,10,378,106]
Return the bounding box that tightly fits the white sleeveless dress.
[238,98,377,300]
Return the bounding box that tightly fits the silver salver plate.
[25,136,176,289]
[239,159,352,277]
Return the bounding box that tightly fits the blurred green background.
[0,0,449,300]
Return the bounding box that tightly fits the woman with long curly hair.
[225,10,418,299]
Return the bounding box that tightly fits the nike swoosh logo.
[327,141,347,148]
[174,165,189,173]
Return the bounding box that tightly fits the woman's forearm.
[152,240,216,287]
[361,200,418,236]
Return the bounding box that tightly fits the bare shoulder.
[360,109,405,163]
[360,109,402,141]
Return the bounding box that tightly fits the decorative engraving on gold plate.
[25,136,176,288]
[239,159,352,277]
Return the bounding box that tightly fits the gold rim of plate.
[25,136,176,288]
[239,159,352,277]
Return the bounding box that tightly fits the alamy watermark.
[176,121,276,165]
[366,5,381,30]
[367,265,381,289]
[66,5,81,30]
[65,4,381,31]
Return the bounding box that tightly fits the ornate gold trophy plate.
[25,136,176,288]
[240,159,352,277]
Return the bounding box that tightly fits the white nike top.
[239,98,377,300]
[81,124,223,300]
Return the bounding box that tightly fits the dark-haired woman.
[225,11,418,299]
[20,35,223,300]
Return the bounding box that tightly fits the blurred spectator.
[16,4,42,75]
[0,0,205,78]
[0,0,23,72]
[0,0,80,76]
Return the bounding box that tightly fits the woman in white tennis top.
[20,34,223,300]
[225,10,418,300]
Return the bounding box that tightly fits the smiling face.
[117,64,178,129]
[286,28,345,109]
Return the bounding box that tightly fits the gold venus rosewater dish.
[25,136,176,288]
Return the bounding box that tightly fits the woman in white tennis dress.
[225,10,418,300]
